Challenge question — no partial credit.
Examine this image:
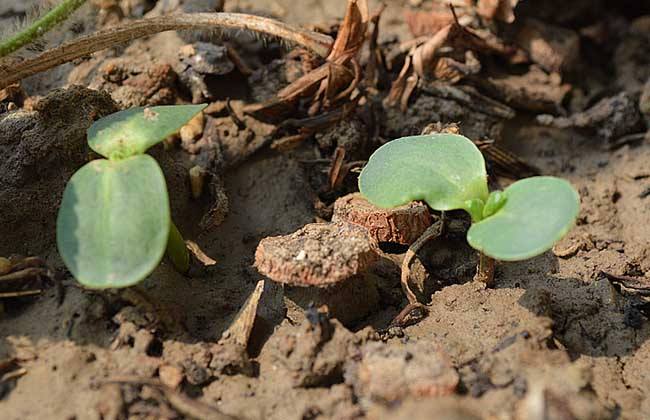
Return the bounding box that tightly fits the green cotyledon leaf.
[88,104,206,159]
[56,155,170,288]
[358,134,489,213]
[467,176,580,261]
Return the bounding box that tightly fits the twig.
[0,267,50,282]
[0,0,87,58]
[391,216,445,327]
[0,290,42,298]
[0,13,334,89]
[601,271,650,295]
[609,132,646,150]
[400,218,444,303]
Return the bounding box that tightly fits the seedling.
[359,133,580,296]
[56,104,207,289]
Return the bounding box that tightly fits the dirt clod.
[255,222,379,287]
[266,316,356,388]
[345,341,459,405]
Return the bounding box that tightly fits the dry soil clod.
[254,222,380,326]
[332,193,433,245]
[345,341,459,405]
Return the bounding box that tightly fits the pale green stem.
[0,0,87,58]
[166,221,189,274]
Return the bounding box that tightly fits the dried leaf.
[244,0,370,123]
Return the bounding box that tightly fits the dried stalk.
[390,216,444,327]
[0,13,334,89]
[0,0,87,58]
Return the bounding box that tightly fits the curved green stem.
[166,221,189,274]
[0,0,87,58]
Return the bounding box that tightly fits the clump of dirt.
[0,86,117,256]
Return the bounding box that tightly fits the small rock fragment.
[477,66,571,113]
[536,91,642,140]
[159,364,184,389]
[177,42,235,103]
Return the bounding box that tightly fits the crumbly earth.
[1,1,650,419]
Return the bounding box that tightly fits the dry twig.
[0,13,334,89]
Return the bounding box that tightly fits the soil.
[1,1,650,419]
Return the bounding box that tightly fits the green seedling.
[359,133,580,289]
[56,104,206,289]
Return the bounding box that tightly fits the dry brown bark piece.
[254,222,379,287]
[332,193,433,245]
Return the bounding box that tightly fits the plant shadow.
[497,252,650,358]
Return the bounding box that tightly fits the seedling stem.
[166,221,190,274]
[474,252,496,287]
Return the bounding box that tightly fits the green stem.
[0,0,87,58]
[166,221,190,274]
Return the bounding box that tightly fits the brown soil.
[1,1,650,419]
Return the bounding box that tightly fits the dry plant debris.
[244,0,371,125]
[0,12,334,90]
[332,193,433,245]
[387,8,520,112]
[0,256,52,299]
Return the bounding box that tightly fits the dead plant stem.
[0,13,334,89]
